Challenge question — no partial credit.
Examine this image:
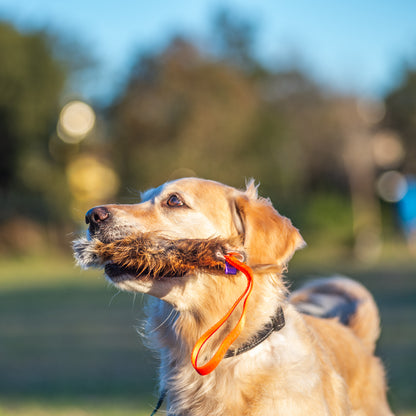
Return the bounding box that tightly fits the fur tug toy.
[73,233,243,279]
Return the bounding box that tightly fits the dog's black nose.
[85,206,110,226]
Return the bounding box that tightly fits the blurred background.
[0,1,415,415]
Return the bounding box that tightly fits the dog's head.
[74,178,304,305]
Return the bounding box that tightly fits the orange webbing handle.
[191,254,254,375]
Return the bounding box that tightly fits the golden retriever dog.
[73,178,393,416]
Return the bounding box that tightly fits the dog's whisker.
[149,308,179,334]
[131,292,137,311]
[108,289,122,307]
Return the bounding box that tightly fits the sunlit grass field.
[0,244,415,415]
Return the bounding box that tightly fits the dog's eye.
[166,194,184,207]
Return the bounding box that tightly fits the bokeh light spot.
[356,98,386,125]
[376,170,408,203]
[372,130,405,168]
[66,156,119,203]
[58,101,96,144]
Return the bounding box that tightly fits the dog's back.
[290,277,380,353]
[289,277,394,415]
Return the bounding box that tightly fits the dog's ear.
[232,188,305,267]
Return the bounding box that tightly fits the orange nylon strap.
[191,254,254,376]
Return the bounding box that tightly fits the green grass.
[0,256,160,415]
[0,248,415,415]
[0,398,155,416]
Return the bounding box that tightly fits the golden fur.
[74,178,393,416]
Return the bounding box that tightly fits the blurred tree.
[0,23,65,191]
[257,71,348,194]
[0,22,92,252]
[111,37,260,192]
[110,11,351,216]
[211,8,260,74]
[384,67,416,174]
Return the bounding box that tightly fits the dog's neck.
[224,304,285,358]
[145,270,288,414]
[153,270,286,345]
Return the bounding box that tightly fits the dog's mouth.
[103,261,188,282]
[104,262,140,282]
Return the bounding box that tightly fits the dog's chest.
[166,332,323,416]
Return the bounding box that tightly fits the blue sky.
[1,0,416,101]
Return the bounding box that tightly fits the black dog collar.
[224,306,285,358]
